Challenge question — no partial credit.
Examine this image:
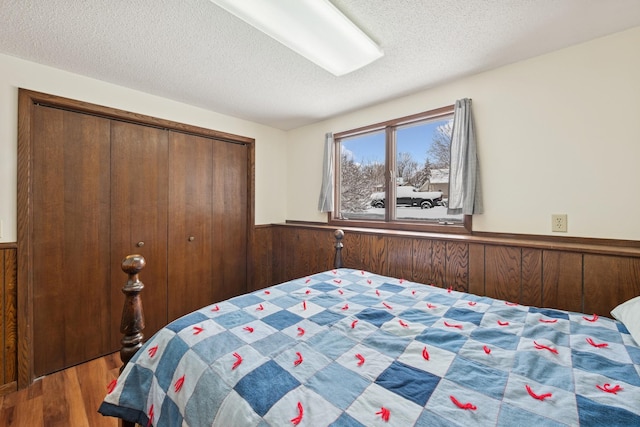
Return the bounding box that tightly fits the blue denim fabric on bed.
[100,269,640,426]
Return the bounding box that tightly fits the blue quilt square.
[192,331,244,364]
[398,308,439,327]
[184,368,230,427]
[156,396,183,427]
[329,413,366,427]
[310,282,338,292]
[261,310,304,330]
[355,308,394,327]
[306,362,369,410]
[627,344,640,364]
[308,330,356,360]
[310,293,344,308]
[444,307,484,326]
[616,322,630,335]
[213,310,258,330]
[270,295,302,309]
[362,330,411,359]
[252,332,296,357]
[470,328,520,350]
[375,361,440,406]
[349,294,380,307]
[496,403,566,427]
[234,360,300,416]
[274,281,305,293]
[570,322,623,344]
[487,305,528,323]
[155,336,190,391]
[309,309,345,327]
[344,283,371,294]
[386,293,418,307]
[119,365,154,410]
[444,356,508,399]
[229,293,266,308]
[378,283,405,293]
[465,293,490,304]
[521,324,569,347]
[577,395,640,425]
[572,349,640,386]
[528,306,569,320]
[415,328,468,353]
[312,272,338,282]
[415,409,459,427]
[166,311,210,332]
[424,293,457,306]
[512,351,573,391]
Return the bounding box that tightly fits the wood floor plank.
[42,368,79,427]
[0,392,43,426]
[0,353,121,426]
[77,355,120,426]
[0,385,29,409]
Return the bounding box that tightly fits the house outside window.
[330,105,469,233]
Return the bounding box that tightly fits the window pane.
[394,119,463,223]
[339,131,385,220]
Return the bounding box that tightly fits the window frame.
[328,105,472,234]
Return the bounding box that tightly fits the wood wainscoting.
[0,245,17,396]
[253,223,640,318]
[2,224,639,394]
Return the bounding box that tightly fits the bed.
[99,230,640,426]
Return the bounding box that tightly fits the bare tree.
[340,153,374,212]
[413,158,433,189]
[361,161,385,189]
[397,152,420,186]
[428,119,453,168]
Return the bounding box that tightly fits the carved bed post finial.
[120,254,146,373]
[334,229,344,269]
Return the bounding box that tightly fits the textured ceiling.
[2,0,640,130]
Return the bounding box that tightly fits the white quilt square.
[346,383,423,427]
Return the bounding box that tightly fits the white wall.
[0,53,288,243]
[3,26,639,243]
[287,26,640,240]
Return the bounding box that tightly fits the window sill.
[328,214,472,235]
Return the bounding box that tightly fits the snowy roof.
[429,169,449,184]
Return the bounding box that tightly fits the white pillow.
[611,295,640,346]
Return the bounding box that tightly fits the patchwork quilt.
[99,269,640,426]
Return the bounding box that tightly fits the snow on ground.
[342,206,463,222]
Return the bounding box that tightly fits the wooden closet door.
[31,106,111,377]
[110,121,168,347]
[212,140,248,301]
[167,132,214,321]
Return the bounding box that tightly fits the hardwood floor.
[0,353,122,426]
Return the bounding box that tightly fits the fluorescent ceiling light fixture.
[209,0,383,76]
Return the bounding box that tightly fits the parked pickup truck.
[371,186,443,209]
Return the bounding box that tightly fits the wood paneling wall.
[0,247,17,395]
[253,224,640,319]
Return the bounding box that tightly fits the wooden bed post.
[334,229,344,269]
[119,254,146,374]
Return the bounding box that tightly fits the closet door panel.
[110,121,168,346]
[167,132,214,321]
[32,106,111,376]
[212,141,248,301]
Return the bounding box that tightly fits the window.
[331,105,470,233]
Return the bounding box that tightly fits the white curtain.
[318,132,334,212]
[447,98,483,215]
